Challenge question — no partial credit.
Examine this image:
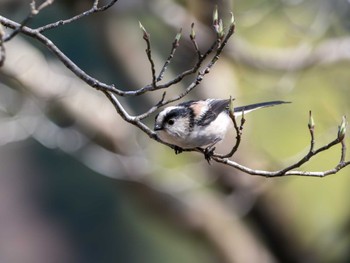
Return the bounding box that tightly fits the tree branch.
[156,29,182,82]
[0,23,5,67]
[35,0,118,33]
[139,22,157,89]
[215,98,246,159]
[212,113,349,177]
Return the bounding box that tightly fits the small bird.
[154,99,289,154]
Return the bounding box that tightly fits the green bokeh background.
[1,0,350,262]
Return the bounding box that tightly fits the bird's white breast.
[186,112,232,148]
[159,112,231,149]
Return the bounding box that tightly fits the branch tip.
[230,12,235,26]
[218,19,224,39]
[212,6,224,39]
[213,5,219,26]
[174,28,182,46]
[93,0,99,9]
[190,22,196,40]
[176,28,182,41]
[30,1,38,15]
[139,21,149,40]
[308,110,315,130]
[338,115,347,141]
[228,96,235,116]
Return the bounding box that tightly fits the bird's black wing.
[197,99,230,126]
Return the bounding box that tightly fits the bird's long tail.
[233,101,290,116]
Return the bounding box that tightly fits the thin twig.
[139,22,157,89]
[4,0,55,42]
[126,30,219,97]
[103,90,157,140]
[212,114,349,177]
[0,42,5,67]
[156,28,182,82]
[0,16,122,95]
[190,23,202,60]
[272,115,346,175]
[339,139,347,164]
[136,21,236,119]
[213,156,350,177]
[34,0,55,13]
[35,0,118,32]
[0,13,228,101]
[0,24,5,67]
[102,90,182,151]
[215,98,246,158]
[308,111,315,152]
[120,19,233,97]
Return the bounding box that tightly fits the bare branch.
[0,16,123,95]
[215,98,245,159]
[120,27,220,98]
[102,91,156,138]
[35,0,118,32]
[0,6,232,101]
[136,19,236,119]
[32,0,55,14]
[3,0,54,42]
[156,29,182,82]
[139,22,157,89]
[0,24,5,67]
[190,23,202,60]
[0,41,5,67]
[211,114,350,177]
[214,156,350,177]
[308,110,316,152]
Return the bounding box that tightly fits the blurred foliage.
[1,0,350,263]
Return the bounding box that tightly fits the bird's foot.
[204,146,216,164]
[174,146,183,155]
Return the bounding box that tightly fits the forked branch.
[212,110,349,177]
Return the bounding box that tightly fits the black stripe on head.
[162,107,195,131]
[197,99,230,126]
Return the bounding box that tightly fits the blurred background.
[1,0,350,262]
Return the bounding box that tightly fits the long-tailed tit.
[154,99,289,152]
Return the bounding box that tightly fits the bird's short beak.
[154,124,163,131]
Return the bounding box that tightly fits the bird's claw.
[204,146,216,164]
[174,146,183,155]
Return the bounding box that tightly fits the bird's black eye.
[167,119,175,126]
